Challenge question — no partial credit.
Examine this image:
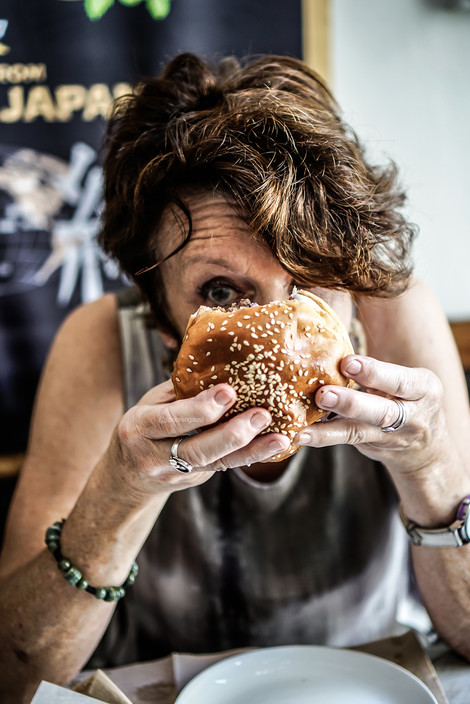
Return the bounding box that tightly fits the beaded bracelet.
[45,519,138,602]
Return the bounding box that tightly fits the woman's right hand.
[108,380,291,498]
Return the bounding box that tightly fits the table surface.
[71,632,470,704]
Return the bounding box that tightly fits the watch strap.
[400,496,470,548]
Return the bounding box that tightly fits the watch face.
[458,497,470,543]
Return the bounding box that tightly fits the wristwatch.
[400,496,470,547]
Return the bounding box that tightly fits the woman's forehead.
[158,191,267,263]
[161,191,247,235]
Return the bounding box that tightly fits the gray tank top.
[89,289,429,668]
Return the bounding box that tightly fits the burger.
[171,289,354,461]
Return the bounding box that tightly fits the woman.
[0,53,469,703]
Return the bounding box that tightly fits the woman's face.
[158,192,353,346]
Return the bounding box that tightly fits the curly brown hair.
[99,52,416,338]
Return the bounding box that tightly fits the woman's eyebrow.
[181,256,237,273]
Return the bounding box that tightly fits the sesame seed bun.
[171,289,354,462]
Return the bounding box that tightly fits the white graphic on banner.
[0,141,121,304]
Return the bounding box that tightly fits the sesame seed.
[206,351,211,356]
[175,376,181,383]
[237,321,243,327]
[186,368,192,373]
[211,366,215,372]
[211,375,218,380]
[188,354,194,360]
[220,327,227,331]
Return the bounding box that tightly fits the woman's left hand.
[295,354,447,475]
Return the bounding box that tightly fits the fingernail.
[214,388,234,406]
[296,433,310,445]
[250,412,270,430]
[345,359,361,376]
[269,438,289,453]
[319,390,338,408]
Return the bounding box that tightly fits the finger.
[212,433,292,470]
[169,408,290,470]
[341,355,435,401]
[122,384,237,441]
[138,379,176,405]
[314,385,408,431]
[294,417,398,449]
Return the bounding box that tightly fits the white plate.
[174,645,438,704]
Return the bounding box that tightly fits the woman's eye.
[201,282,241,306]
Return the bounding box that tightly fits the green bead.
[116,588,126,600]
[126,572,136,585]
[59,559,71,572]
[45,527,61,542]
[46,540,59,552]
[77,578,89,590]
[95,587,107,599]
[52,521,64,531]
[104,587,119,602]
[64,567,82,586]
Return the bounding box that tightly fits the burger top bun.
[171,289,354,462]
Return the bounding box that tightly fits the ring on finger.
[381,399,407,433]
[169,437,194,473]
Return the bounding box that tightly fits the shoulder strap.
[116,287,170,410]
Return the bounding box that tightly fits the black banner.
[0,0,302,453]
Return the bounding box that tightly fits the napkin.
[31,680,110,703]
[74,670,134,704]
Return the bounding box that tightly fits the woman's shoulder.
[35,292,124,429]
[58,292,120,348]
[357,278,456,366]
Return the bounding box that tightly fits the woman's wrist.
[58,456,169,586]
[389,445,470,528]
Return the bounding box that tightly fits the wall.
[330,0,470,320]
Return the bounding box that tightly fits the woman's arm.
[360,279,470,656]
[0,294,289,704]
[0,294,150,702]
[296,279,470,658]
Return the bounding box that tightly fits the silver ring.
[168,437,194,473]
[381,399,407,433]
